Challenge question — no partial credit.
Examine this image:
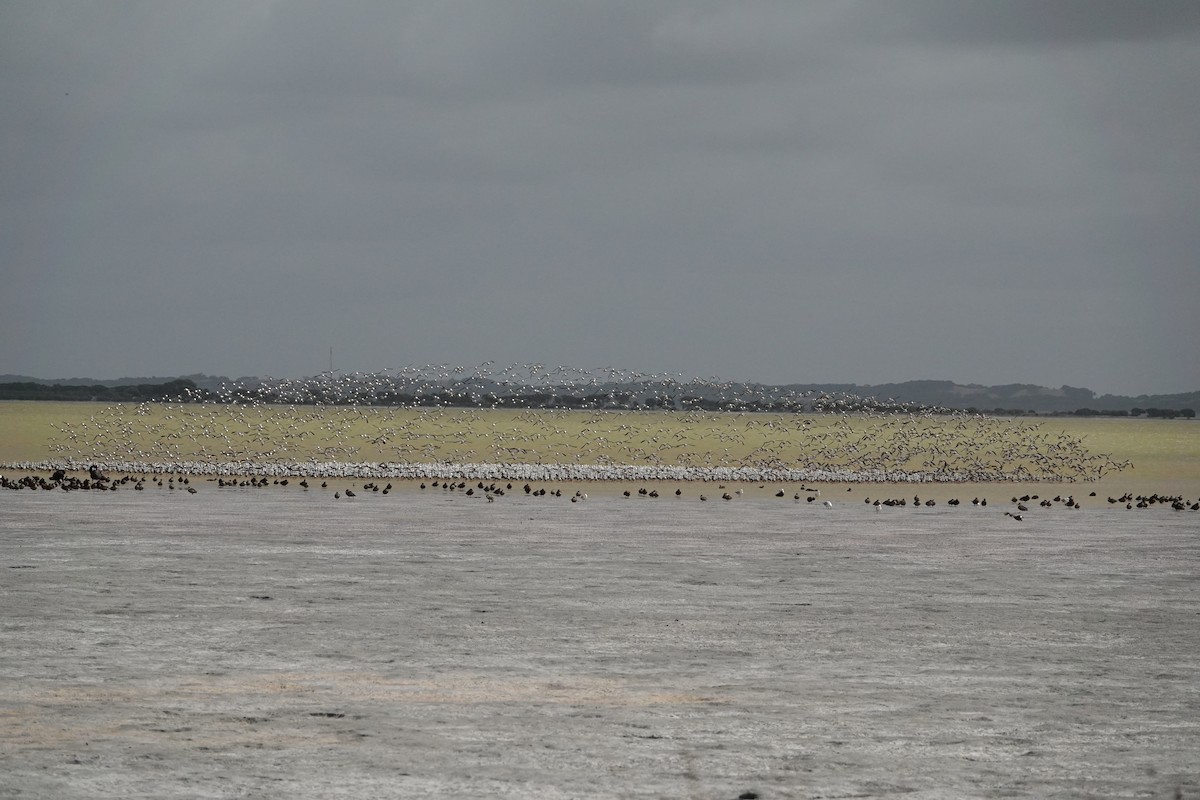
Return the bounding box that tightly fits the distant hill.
[0,374,255,393]
[774,380,1199,415]
[1,374,1195,415]
[0,378,200,403]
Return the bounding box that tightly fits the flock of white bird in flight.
[45,365,1130,483]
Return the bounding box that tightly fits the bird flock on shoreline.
[3,467,1197,519]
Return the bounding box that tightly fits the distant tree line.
[964,406,1195,419]
[0,379,200,402]
[240,385,931,414]
[1064,407,1195,419]
[3,378,1196,419]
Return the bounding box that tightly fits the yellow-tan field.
[2,401,1197,497]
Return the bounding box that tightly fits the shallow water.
[2,489,1198,798]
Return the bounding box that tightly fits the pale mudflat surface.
[2,488,1198,799]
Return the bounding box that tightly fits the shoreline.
[4,458,1194,507]
[0,456,1104,485]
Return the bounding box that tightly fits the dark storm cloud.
[1,2,1197,394]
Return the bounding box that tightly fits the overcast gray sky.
[3,1,1198,395]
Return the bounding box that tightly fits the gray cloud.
[2,2,1197,394]
[847,0,1200,46]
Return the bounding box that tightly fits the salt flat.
[2,489,1197,798]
